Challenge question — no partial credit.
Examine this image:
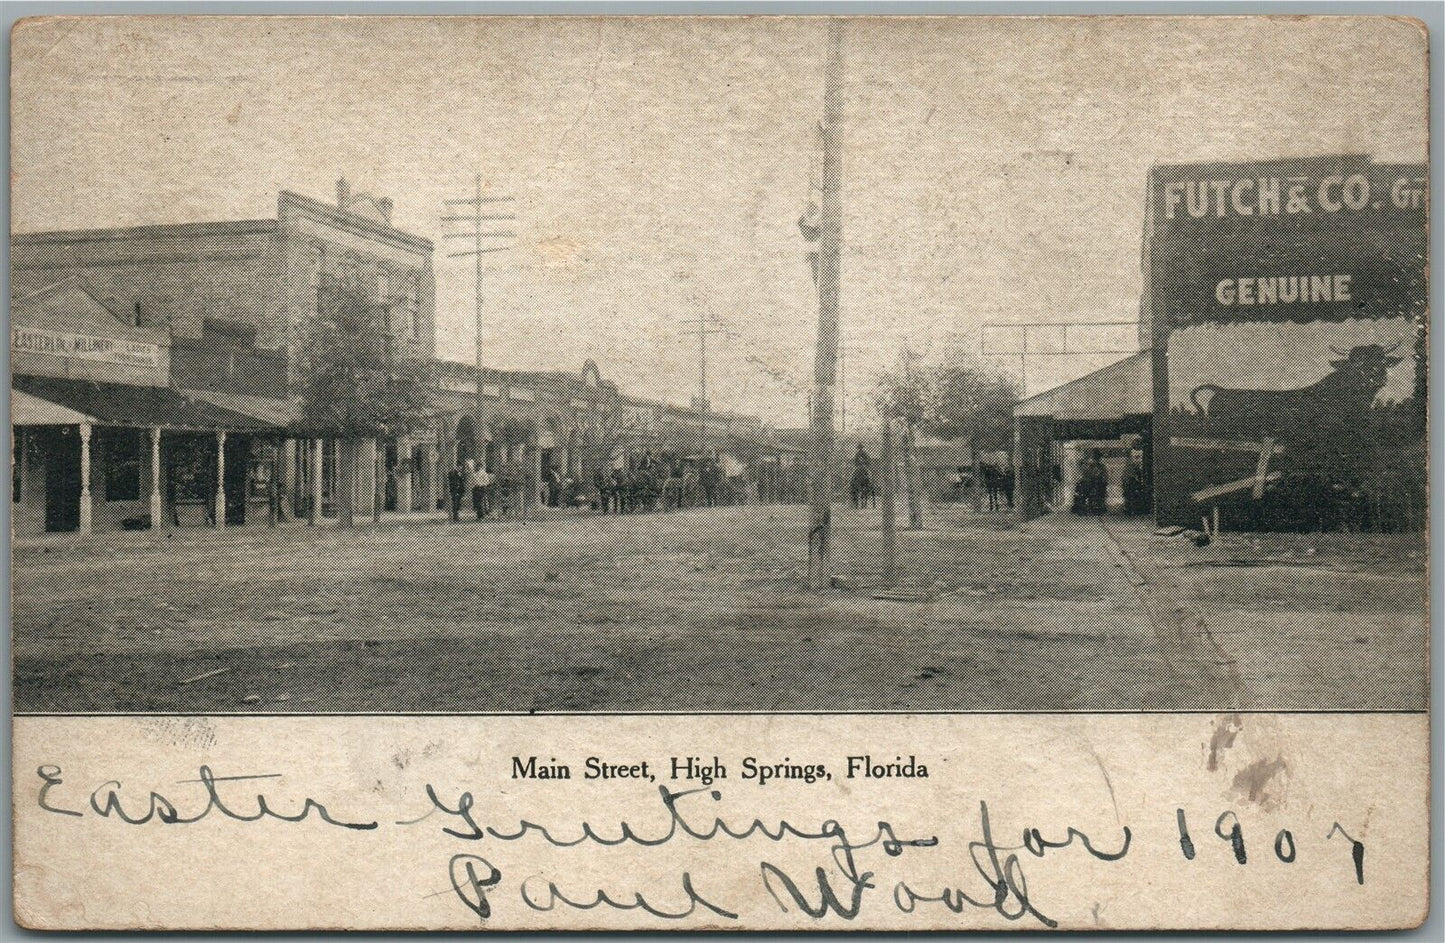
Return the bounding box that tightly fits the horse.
[849,465,875,509]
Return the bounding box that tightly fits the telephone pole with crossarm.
[440,175,515,466]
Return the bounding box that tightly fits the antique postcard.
[8,13,1431,930]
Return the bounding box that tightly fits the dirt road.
[11,505,1426,712]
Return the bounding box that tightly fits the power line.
[979,319,1141,395]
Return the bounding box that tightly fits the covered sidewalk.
[12,374,288,535]
[1013,351,1153,522]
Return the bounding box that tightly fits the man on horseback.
[851,443,875,509]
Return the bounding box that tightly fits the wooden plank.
[1192,471,1282,503]
[178,667,232,686]
[1252,436,1276,499]
[1171,436,1284,454]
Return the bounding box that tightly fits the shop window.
[102,429,142,502]
[308,244,324,317]
[407,274,421,338]
[169,436,213,505]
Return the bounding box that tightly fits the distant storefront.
[1013,155,1426,533]
[1013,351,1153,520]
[11,179,436,531]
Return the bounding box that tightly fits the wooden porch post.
[397,436,413,514]
[214,431,227,529]
[310,438,324,525]
[150,427,163,529]
[424,442,436,513]
[78,422,93,535]
[1013,417,1026,526]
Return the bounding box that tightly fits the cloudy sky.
[11,15,1426,426]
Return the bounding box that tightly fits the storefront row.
[13,418,788,535]
[12,416,493,536]
[12,422,284,536]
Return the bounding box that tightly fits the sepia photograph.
[9,14,1428,718]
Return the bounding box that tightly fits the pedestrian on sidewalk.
[447,460,466,522]
[470,461,491,520]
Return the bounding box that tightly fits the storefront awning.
[11,389,96,426]
[11,375,283,432]
[1013,352,1153,421]
[180,388,300,428]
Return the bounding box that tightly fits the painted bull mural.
[1187,342,1405,440]
[1149,156,1426,532]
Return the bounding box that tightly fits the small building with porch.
[1012,350,1153,522]
[12,278,287,535]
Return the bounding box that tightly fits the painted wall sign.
[1147,155,1427,531]
[12,327,161,368]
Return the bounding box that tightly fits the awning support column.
[309,438,323,525]
[360,438,378,523]
[214,431,227,529]
[396,436,412,515]
[78,422,93,535]
[150,427,163,529]
[282,438,297,519]
[1013,417,1026,527]
[427,441,440,513]
[530,435,543,512]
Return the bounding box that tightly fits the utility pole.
[901,345,923,529]
[681,309,724,414]
[441,176,515,469]
[807,18,845,591]
[879,407,898,589]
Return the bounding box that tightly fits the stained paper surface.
[9,13,1430,932]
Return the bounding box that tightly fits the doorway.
[224,434,251,525]
[39,426,81,533]
[455,416,476,466]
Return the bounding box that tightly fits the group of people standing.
[448,459,494,521]
[444,451,744,521]
[1071,450,1149,516]
[1071,450,1110,515]
[446,457,538,521]
[596,451,731,514]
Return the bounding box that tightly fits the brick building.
[12,178,436,533]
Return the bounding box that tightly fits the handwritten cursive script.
[33,766,1371,927]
